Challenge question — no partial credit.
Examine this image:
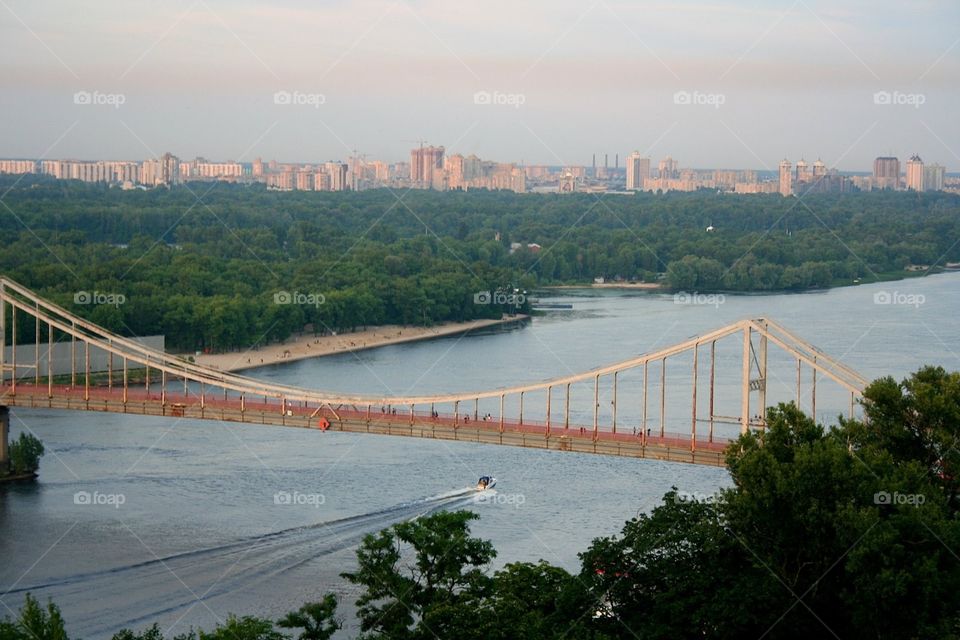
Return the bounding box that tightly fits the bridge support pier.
[0,406,9,472]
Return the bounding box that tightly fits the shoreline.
[539,282,663,290]
[189,315,529,373]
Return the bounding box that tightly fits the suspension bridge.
[0,277,868,468]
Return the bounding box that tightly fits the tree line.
[1,176,958,351]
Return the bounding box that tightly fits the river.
[1,274,958,637]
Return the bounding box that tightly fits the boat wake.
[2,487,479,637]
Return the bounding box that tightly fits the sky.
[1,0,958,171]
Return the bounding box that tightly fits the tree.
[843,365,960,511]
[197,615,284,640]
[9,433,44,475]
[342,510,495,639]
[0,594,68,640]
[276,596,340,640]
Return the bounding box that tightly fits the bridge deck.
[0,384,730,467]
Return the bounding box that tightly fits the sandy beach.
[189,315,528,373]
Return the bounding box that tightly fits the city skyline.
[1,147,952,195]
[1,1,957,170]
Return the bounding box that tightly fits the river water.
[1,274,958,637]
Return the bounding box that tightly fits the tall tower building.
[325,162,349,191]
[444,154,465,189]
[410,145,445,188]
[779,159,792,196]
[905,154,924,191]
[812,159,826,178]
[657,156,678,179]
[625,151,649,190]
[873,157,901,190]
[160,152,180,185]
[924,164,945,192]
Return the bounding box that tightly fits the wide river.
[1,274,958,637]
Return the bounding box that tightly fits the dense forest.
[4,367,959,639]
[1,176,957,351]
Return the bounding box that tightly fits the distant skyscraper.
[779,159,792,196]
[325,162,349,191]
[444,154,465,189]
[160,152,179,185]
[658,156,678,179]
[873,156,901,190]
[410,145,445,187]
[625,151,649,190]
[906,154,924,191]
[812,159,826,178]
[924,163,945,191]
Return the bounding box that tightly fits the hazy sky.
[2,0,957,170]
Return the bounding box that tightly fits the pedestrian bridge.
[0,277,867,467]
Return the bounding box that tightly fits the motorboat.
[476,476,496,491]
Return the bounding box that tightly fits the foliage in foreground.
[4,367,959,638]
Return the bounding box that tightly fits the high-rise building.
[444,154,465,190]
[906,154,924,191]
[924,163,945,192]
[409,145,444,187]
[812,159,826,178]
[325,162,349,191]
[795,159,811,183]
[0,159,36,174]
[658,156,678,179]
[160,152,180,185]
[873,156,901,190]
[625,152,649,191]
[779,159,792,196]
